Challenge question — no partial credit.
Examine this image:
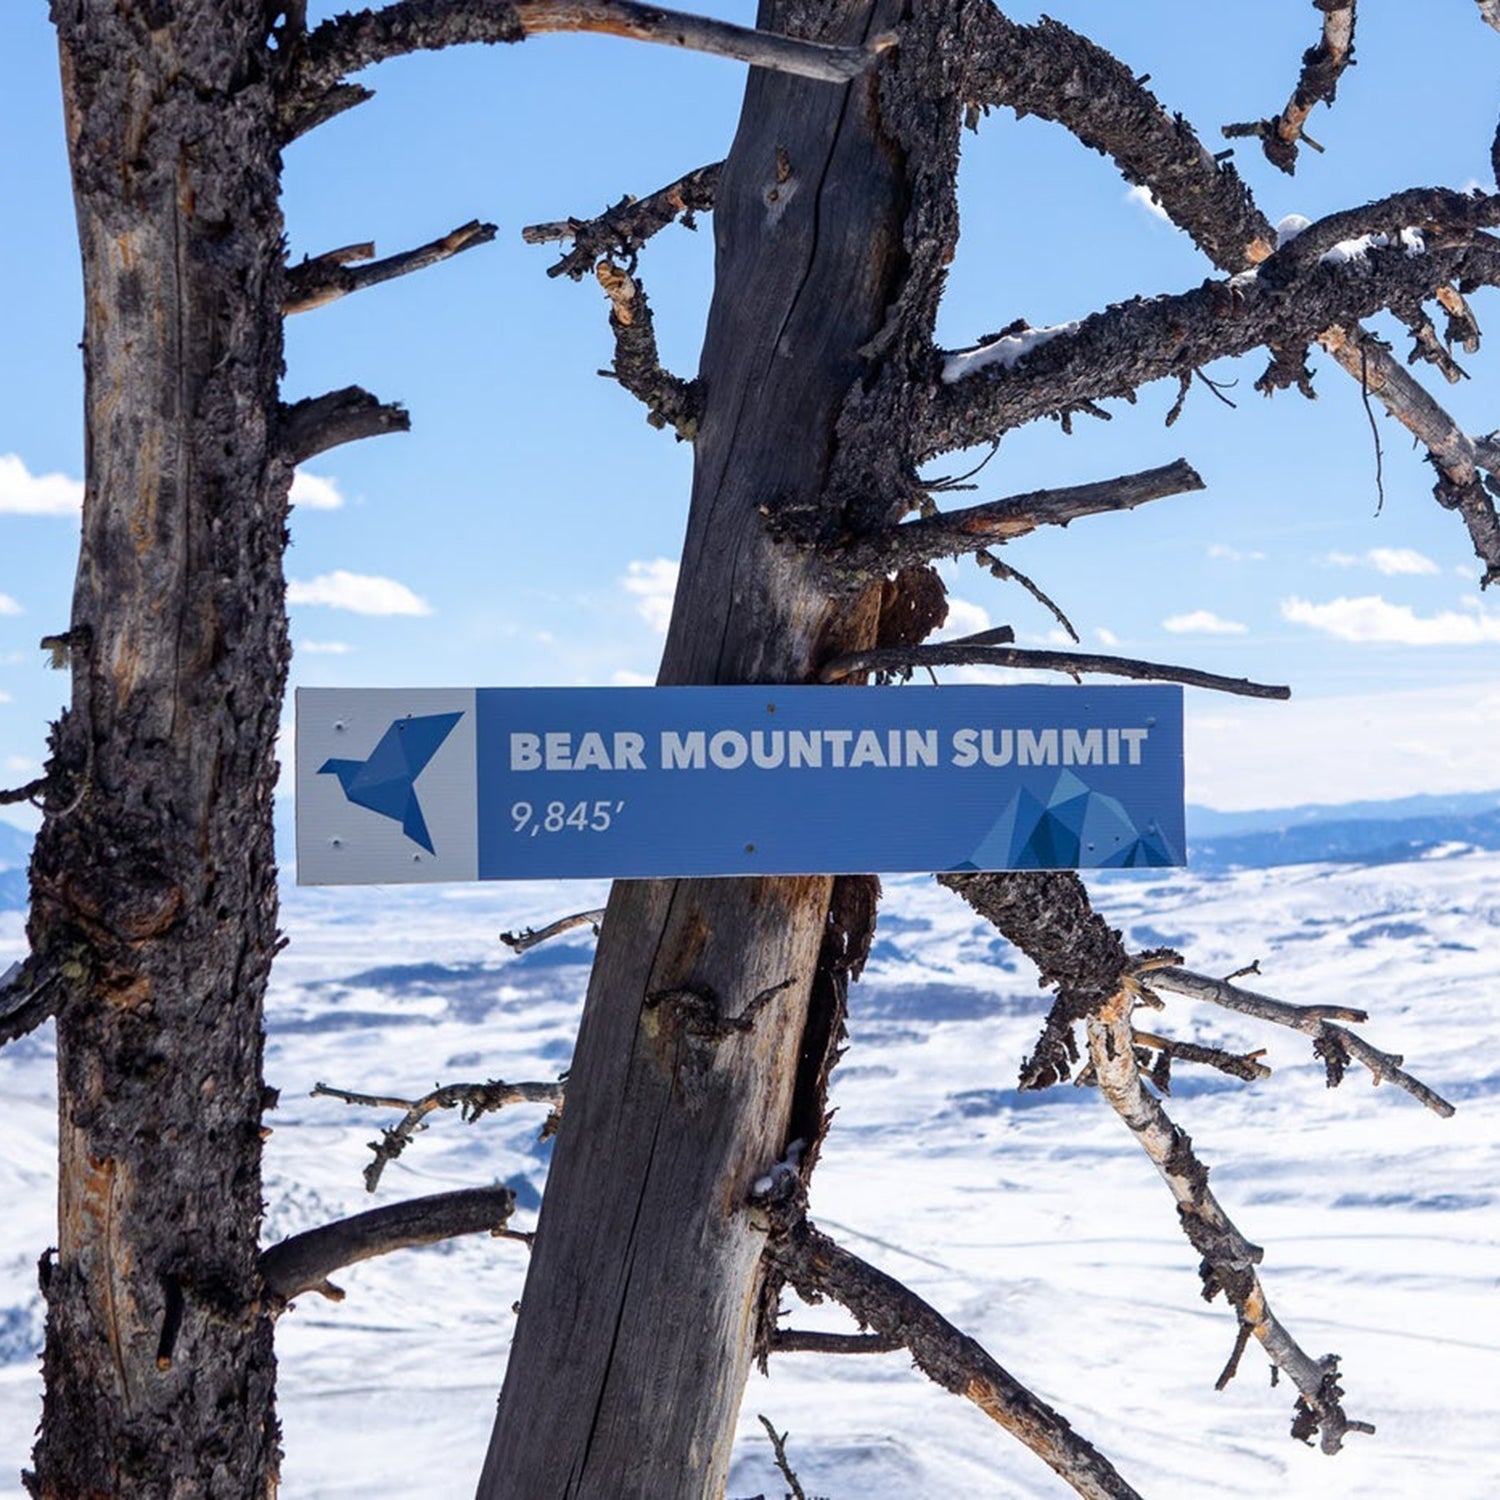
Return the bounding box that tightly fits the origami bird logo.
[318,712,463,855]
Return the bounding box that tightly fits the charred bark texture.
[27,4,287,1494]
[479,1,963,1492]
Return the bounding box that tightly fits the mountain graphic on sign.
[318,712,463,855]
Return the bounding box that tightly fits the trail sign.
[295,684,1184,885]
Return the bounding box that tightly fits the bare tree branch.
[1130,1029,1273,1087]
[832,460,1203,578]
[279,0,893,135]
[924,194,1500,461]
[0,775,48,807]
[1148,968,1456,1116]
[963,13,1500,582]
[756,1415,810,1500]
[968,12,1275,269]
[524,162,722,281]
[284,220,497,314]
[594,261,701,437]
[0,963,58,1049]
[1481,0,1500,34]
[313,1077,566,1191]
[499,908,604,953]
[769,1328,903,1355]
[1223,0,1357,174]
[1086,974,1376,1454]
[819,642,1290,699]
[758,1186,1144,1499]
[260,1186,516,1303]
[279,386,410,465]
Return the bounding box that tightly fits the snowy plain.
[2,830,1498,1498]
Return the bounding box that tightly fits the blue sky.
[4,0,1500,823]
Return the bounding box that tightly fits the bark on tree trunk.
[479,1,928,1492]
[28,4,287,1494]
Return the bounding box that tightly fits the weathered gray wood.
[478,2,932,1492]
[27,4,288,1493]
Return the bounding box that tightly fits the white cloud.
[0,594,22,616]
[0,453,83,516]
[1162,610,1247,636]
[1207,543,1266,562]
[611,669,654,687]
[298,639,354,655]
[1125,184,1170,222]
[1096,626,1121,647]
[1283,594,1500,644]
[1326,547,1439,576]
[0,691,11,704]
[621,558,678,633]
[287,570,431,616]
[935,596,990,640]
[6,755,37,774]
[289,470,345,510]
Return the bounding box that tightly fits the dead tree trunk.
[479,1,957,1491]
[26,4,287,1493]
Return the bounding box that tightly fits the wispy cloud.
[290,470,345,510]
[1207,543,1265,563]
[611,668,654,687]
[1283,594,1500,644]
[0,453,82,516]
[1162,610,1247,635]
[287,570,431,616]
[0,691,11,704]
[1325,547,1439,576]
[621,558,678,633]
[1096,626,1121,647]
[298,639,354,655]
[0,594,22,617]
[1125,184,1170,222]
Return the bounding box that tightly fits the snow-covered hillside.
[2,842,1496,1497]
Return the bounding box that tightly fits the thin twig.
[1358,338,1386,514]
[1131,1029,1272,1085]
[500,908,605,954]
[313,1077,567,1191]
[757,1415,809,1500]
[1148,968,1455,1116]
[974,550,1079,643]
[523,162,722,281]
[819,643,1289,700]
[284,220,497,314]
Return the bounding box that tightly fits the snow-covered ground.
[2,846,1497,1497]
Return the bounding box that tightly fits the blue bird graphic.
[318,712,463,855]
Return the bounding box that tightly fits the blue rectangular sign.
[295,685,1184,884]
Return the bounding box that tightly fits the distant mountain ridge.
[5,790,1500,913]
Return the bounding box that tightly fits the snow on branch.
[922,190,1500,459]
[756,1181,1145,1499]
[961,10,1500,583]
[284,220,497,315]
[279,0,891,137]
[313,1076,566,1191]
[1222,0,1357,174]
